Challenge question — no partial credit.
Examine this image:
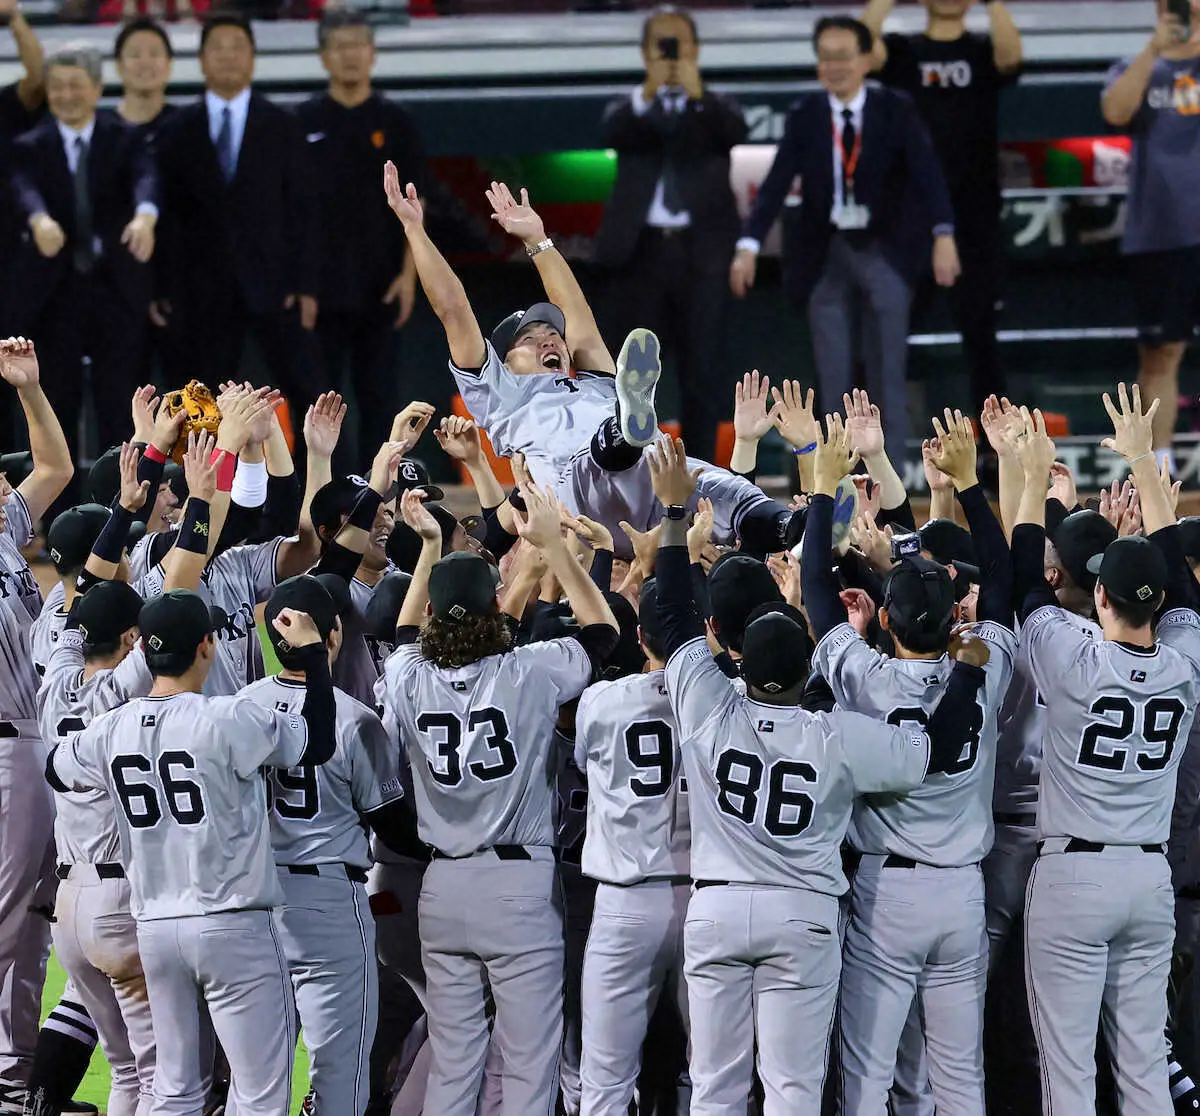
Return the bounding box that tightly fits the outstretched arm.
[7,2,44,110]
[385,162,485,369]
[487,182,614,374]
[1,339,72,523]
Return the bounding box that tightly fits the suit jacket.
[743,86,954,306]
[593,89,747,275]
[8,109,157,321]
[155,92,318,318]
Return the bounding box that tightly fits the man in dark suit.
[732,16,959,453]
[593,5,746,462]
[154,11,321,408]
[9,45,156,483]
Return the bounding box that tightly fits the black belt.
[995,812,1037,827]
[695,879,730,889]
[283,864,369,884]
[883,854,918,869]
[431,844,532,862]
[607,874,691,888]
[56,862,124,879]
[0,722,19,738]
[1039,839,1163,855]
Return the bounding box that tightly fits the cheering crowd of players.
[2,167,1200,1116]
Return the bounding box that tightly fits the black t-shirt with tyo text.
[880,32,1018,211]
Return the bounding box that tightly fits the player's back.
[332,576,394,708]
[240,676,404,868]
[0,490,44,722]
[814,620,1017,866]
[52,691,308,920]
[576,669,689,884]
[1026,605,1200,844]
[666,638,932,894]
[30,580,68,677]
[379,636,592,857]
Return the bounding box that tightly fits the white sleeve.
[664,637,738,740]
[349,705,405,814]
[811,622,888,710]
[219,698,309,777]
[835,711,931,795]
[5,491,33,549]
[518,639,594,704]
[1023,605,1099,698]
[1158,609,1200,675]
[49,728,103,793]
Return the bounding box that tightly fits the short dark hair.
[115,17,174,60]
[814,15,873,56]
[640,4,699,51]
[200,11,255,53]
[1106,592,1162,630]
[318,9,373,50]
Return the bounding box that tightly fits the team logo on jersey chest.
[1131,670,1147,683]
[452,680,467,691]
[757,719,775,733]
[141,714,156,727]
[275,701,290,712]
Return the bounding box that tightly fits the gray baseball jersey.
[993,612,1100,816]
[0,490,44,722]
[451,341,616,488]
[575,670,690,884]
[666,637,932,894]
[376,636,592,857]
[49,691,309,920]
[37,629,153,865]
[331,575,394,709]
[240,675,403,868]
[1025,604,1200,844]
[139,538,281,697]
[30,580,67,677]
[814,620,1018,866]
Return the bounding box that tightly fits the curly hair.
[419,611,512,668]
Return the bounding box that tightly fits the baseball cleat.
[0,1084,24,1116]
[615,328,661,448]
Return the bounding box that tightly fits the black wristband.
[347,487,384,532]
[91,503,135,566]
[176,498,211,555]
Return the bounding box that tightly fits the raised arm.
[7,2,44,110]
[861,0,894,69]
[487,181,614,374]
[164,432,218,593]
[801,415,859,641]
[1010,407,1059,621]
[1102,16,1177,128]
[771,380,820,494]
[384,162,485,369]
[979,394,1023,539]
[395,489,444,632]
[299,391,346,546]
[987,1,1024,74]
[648,435,706,659]
[729,370,777,478]
[845,389,911,525]
[0,339,72,522]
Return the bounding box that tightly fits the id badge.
[836,195,871,231]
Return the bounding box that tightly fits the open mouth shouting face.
[505,322,570,377]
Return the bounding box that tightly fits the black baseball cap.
[919,519,978,568]
[1087,535,1167,607]
[309,476,370,542]
[430,504,461,550]
[139,590,214,658]
[708,554,783,652]
[363,569,412,639]
[72,580,144,647]
[639,577,666,656]
[602,591,646,678]
[883,556,956,645]
[0,452,33,485]
[396,458,445,504]
[1178,517,1200,562]
[385,519,423,573]
[428,551,500,620]
[88,445,183,507]
[265,576,339,658]
[47,503,110,574]
[1051,510,1118,592]
[490,301,567,358]
[312,572,352,620]
[741,602,813,696]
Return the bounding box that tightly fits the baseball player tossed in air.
[376,484,620,1116]
[802,410,1017,1115]
[382,166,799,558]
[1010,387,1200,1115]
[46,588,339,1116]
[241,574,423,1116]
[645,431,990,1114]
[573,576,691,1116]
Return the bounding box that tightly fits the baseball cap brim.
[490,301,567,357]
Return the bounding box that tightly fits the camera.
[658,36,680,60]
[890,533,922,562]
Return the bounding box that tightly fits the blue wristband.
[792,442,818,456]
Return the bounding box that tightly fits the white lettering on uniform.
[920,60,973,89]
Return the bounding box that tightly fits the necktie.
[72,135,95,275]
[840,108,856,205]
[659,93,684,215]
[215,106,236,184]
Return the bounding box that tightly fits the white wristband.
[231,457,267,508]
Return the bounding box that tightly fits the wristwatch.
[665,505,688,521]
[525,238,554,258]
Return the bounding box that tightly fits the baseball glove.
[163,380,222,463]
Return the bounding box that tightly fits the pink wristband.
[144,443,168,465]
[209,449,236,492]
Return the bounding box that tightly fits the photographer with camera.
[592,5,746,462]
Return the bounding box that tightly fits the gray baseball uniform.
[574,670,690,1116]
[0,489,54,1089]
[666,636,933,1114]
[29,579,67,676]
[48,690,311,1115]
[138,539,282,697]
[376,634,593,1116]
[333,575,394,709]
[813,619,1017,1116]
[1023,603,1200,1116]
[241,675,404,1116]
[37,629,155,1116]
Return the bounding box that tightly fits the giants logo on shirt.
[1147,73,1200,113]
[920,60,973,88]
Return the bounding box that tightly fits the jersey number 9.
[625,720,675,798]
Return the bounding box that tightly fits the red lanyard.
[832,113,863,193]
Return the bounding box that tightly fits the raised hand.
[618,520,662,583]
[949,629,991,669]
[0,337,39,388]
[687,496,715,564]
[485,181,546,246]
[513,482,567,550]
[1101,382,1157,464]
[1012,407,1056,481]
[384,162,424,229]
[921,439,953,492]
[843,388,885,459]
[812,413,858,497]
[369,441,409,495]
[1161,459,1182,517]
[648,434,701,508]
[272,607,322,649]
[733,370,776,444]
[118,441,150,513]
[245,386,282,446]
[434,415,485,465]
[182,430,218,503]
[150,396,186,456]
[850,512,893,572]
[841,586,877,636]
[562,509,615,553]
[980,394,1019,457]
[850,475,882,521]
[400,486,441,542]
[930,408,978,491]
[1048,461,1077,510]
[771,380,819,451]
[131,385,159,444]
[391,401,436,456]
[304,392,346,459]
[216,387,279,455]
